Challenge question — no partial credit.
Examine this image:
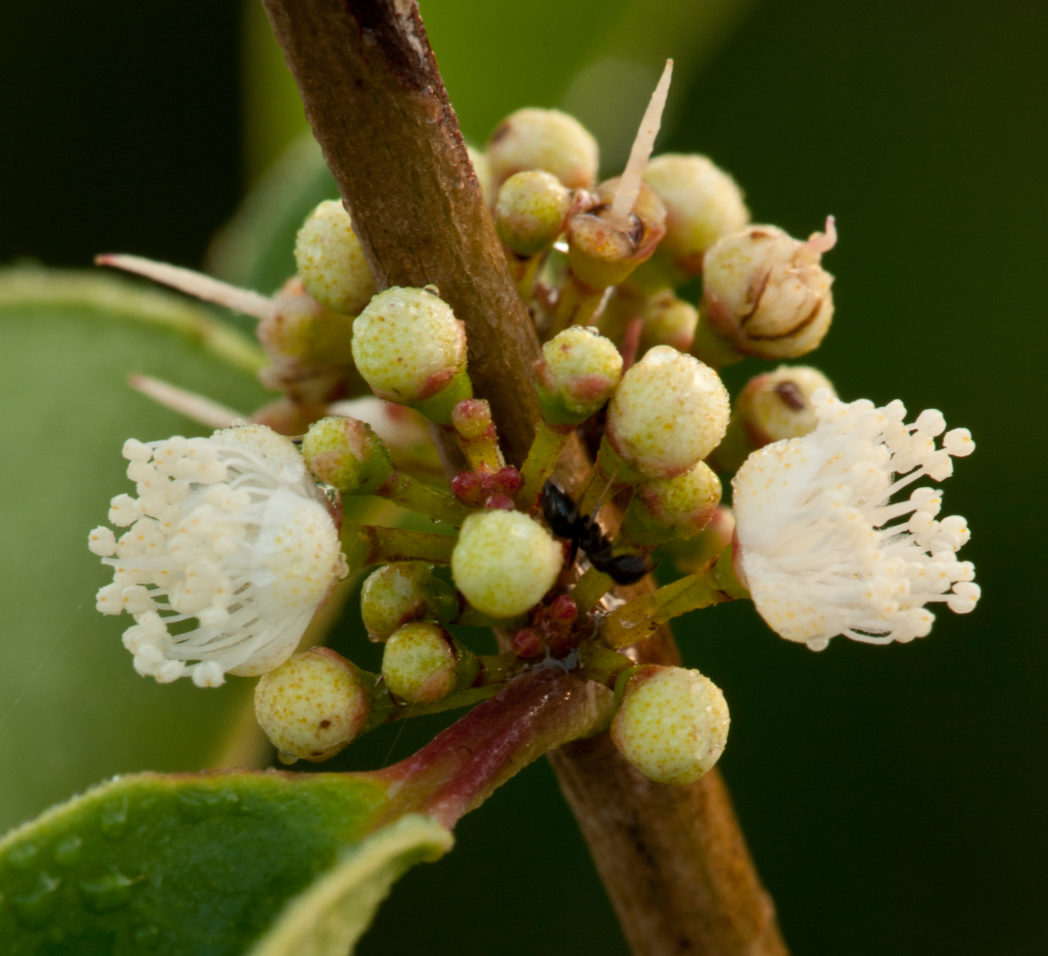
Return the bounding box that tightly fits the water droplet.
[175,786,241,822]
[79,868,137,913]
[99,794,130,839]
[53,834,83,867]
[12,871,62,928]
[6,842,39,870]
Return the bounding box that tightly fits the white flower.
[732,389,979,651]
[90,425,348,687]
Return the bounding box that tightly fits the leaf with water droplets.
[0,771,451,954]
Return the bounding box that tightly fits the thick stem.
[264,2,787,953]
[262,0,541,467]
[375,666,614,829]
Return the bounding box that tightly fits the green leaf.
[0,771,451,954]
[249,815,452,956]
[0,268,270,833]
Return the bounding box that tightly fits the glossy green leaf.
[0,771,451,954]
[0,269,269,834]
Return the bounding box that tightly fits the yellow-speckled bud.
[294,200,377,316]
[701,219,836,359]
[302,415,394,494]
[351,286,471,423]
[451,511,562,618]
[535,326,623,425]
[611,664,729,785]
[710,365,836,474]
[360,562,457,642]
[566,178,667,290]
[640,153,749,284]
[258,277,355,367]
[495,170,572,256]
[605,346,730,480]
[382,621,471,704]
[638,290,699,355]
[254,647,372,764]
[623,461,722,546]
[486,107,599,190]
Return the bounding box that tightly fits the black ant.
[541,480,655,586]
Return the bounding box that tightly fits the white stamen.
[90,425,348,686]
[610,59,673,227]
[96,253,276,321]
[129,374,241,429]
[733,389,978,650]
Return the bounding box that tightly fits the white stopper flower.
[732,390,979,650]
[90,425,348,687]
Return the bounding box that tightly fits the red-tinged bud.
[302,415,394,494]
[487,108,599,190]
[700,219,837,360]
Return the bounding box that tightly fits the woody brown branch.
[262,1,786,953]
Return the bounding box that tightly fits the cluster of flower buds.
[90,61,978,788]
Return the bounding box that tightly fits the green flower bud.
[566,178,666,290]
[535,326,623,425]
[486,107,599,190]
[360,562,457,642]
[451,511,562,619]
[611,664,729,785]
[382,621,472,704]
[623,461,722,546]
[294,200,377,315]
[351,286,471,423]
[495,170,572,256]
[640,153,749,283]
[254,648,373,764]
[605,346,730,480]
[258,277,355,367]
[701,219,837,360]
[738,365,836,443]
[302,415,394,494]
[638,290,699,355]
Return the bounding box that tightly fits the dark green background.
[2,1,1044,953]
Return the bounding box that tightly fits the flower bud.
[351,286,471,423]
[666,505,736,575]
[294,200,377,316]
[623,461,722,546]
[451,510,562,618]
[639,153,749,284]
[566,179,666,290]
[495,170,573,256]
[302,415,394,494]
[486,107,599,190]
[382,622,474,704]
[712,365,837,475]
[701,219,836,360]
[360,562,457,642]
[258,277,355,367]
[535,326,623,425]
[605,346,730,480]
[638,290,698,355]
[254,648,373,764]
[611,664,729,785]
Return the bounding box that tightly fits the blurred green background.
[1,0,1044,953]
